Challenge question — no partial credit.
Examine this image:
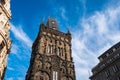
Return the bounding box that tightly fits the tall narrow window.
[53,71,58,80]
[117,76,120,80]
[105,70,110,78]
[113,65,119,72]
[53,45,55,53]
[57,47,60,56]
[48,45,50,53]
[51,45,52,53]
[60,48,63,56]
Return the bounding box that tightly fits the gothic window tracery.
[48,45,53,54]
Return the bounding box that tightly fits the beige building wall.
[0,0,11,79]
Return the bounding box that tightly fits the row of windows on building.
[105,65,119,78]
[48,45,64,57]
[100,44,120,61]
[99,53,120,69]
[43,35,70,47]
[93,65,120,80]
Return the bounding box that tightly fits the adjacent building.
[0,0,11,80]
[90,42,120,80]
[26,18,76,80]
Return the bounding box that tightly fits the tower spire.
[67,25,71,34]
[41,17,45,24]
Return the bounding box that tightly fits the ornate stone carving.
[26,18,76,80]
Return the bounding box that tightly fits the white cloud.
[79,0,86,16]
[10,24,33,48]
[11,44,19,54]
[6,77,13,80]
[60,7,68,21]
[10,24,33,59]
[72,5,120,80]
[18,77,24,80]
[7,66,14,71]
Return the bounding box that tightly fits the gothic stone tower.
[26,18,76,80]
[0,0,11,80]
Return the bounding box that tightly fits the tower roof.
[46,18,58,30]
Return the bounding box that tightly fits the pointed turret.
[67,26,71,35]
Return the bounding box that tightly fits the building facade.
[26,18,76,80]
[0,0,11,80]
[90,42,120,80]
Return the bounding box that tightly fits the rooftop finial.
[48,16,50,20]
[67,25,71,34]
[41,17,45,24]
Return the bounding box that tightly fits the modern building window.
[113,65,119,72]
[105,70,110,78]
[117,76,120,80]
[53,71,58,80]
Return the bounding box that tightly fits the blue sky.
[5,0,120,80]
